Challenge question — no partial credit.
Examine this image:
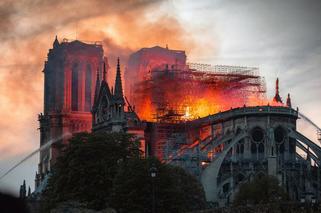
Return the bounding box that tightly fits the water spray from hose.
[298,112,321,131]
[298,112,321,145]
[0,133,71,181]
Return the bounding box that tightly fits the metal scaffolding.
[133,63,267,123]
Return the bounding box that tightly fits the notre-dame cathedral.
[35,37,144,190]
[31,37,321,206]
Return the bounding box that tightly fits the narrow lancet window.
[71,63,79,111]
[85,64,92,112]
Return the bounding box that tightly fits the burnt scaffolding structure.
[133,63,266,123]
[136,63,267,161]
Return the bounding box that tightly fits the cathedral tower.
[37,37,107,181]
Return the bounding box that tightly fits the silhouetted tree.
[233,174,288,206]
[42,132,206,212]
[111,158,207,213]
[42,132,141,210]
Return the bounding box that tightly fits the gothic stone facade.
[91,59,146,152]
[36,38,107,187]
[160,106,321,206]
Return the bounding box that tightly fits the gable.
[92,80,112,112]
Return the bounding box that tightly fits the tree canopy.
[42,132,206,212]
[111,158,206,213]
[233,174,288,206]
[43,132,141,210]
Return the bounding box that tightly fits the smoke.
[0,0,212,159]
[75,11,199,85]
[0,0,206,193]
[0,0,161,41]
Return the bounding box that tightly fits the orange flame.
[133,78,272,122]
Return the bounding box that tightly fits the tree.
[111,158,207,213]
[233,174,288,206]
[42,132,141,210]
[42,131,207,212]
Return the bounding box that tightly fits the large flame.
[132,67,271,122]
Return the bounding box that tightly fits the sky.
[0,0,321,195]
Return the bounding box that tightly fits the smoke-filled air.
[0,0,215,159]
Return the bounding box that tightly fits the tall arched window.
[71,63,79,111]
[85,64,92,112]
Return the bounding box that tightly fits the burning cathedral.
[28,37,321,206]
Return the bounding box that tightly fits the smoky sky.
[0,0,204,193]
[0,0,160,40]
[0,0,321,194]
[178,0,321,115]
[0,0,198,156]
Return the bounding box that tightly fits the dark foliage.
[42,131,206,212]
[111,158,207,213]
[42,132,141,210]
[233,174,288,206]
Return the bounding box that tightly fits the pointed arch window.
[85,64,92,112]
[71,63,79,111]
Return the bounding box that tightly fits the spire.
[28,186,31,197]
[114,58,124,103]
[53,35,59,48]
[103,62,107,81]
[273,78,283,103]
[20,180,26,199]
[286,93,292,108]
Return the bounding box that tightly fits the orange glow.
[270,100,285,107]
[138,97,155,121]
[0,0,209,159]
[124,48,272,122]
[132,67,270,122]
[134,91,268,122]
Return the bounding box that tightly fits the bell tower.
[36,37,107,186]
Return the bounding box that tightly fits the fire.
[185,98,220,120]
[183,106,191,120]
[133,80,269,122]
[125,47,279,123]
[137,97,155,121]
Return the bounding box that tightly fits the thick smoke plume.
[0,0,214,158]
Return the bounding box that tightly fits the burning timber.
[126,46,267,122]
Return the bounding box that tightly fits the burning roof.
[125,46,267,123]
